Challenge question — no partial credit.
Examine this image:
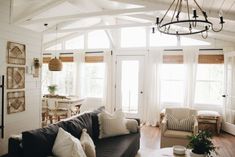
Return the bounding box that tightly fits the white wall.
[0,0,42,155]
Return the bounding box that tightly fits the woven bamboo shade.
[48,57,63,71]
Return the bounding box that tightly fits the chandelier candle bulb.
[193,9,197,18]
[156,17,159,25]
[152,27,155,33]
[220,16,225,24]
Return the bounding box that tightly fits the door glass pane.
[121,61,139,113]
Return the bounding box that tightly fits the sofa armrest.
[193,117,199,135]
[161,117,167,134]
[126,118,140,133]
[8,135,23,157]
[128,118,140,126]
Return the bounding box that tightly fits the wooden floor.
[137,126,235,157]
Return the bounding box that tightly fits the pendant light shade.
[48,57,63,71]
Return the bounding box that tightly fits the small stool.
[197,110,222,134]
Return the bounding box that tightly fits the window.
[181,37,210,46]
[45,44,62,51]
[150,31,177,47]
[160,55,185,106]
[195,64,224,105]
[160,64,185,105]
[42,62,75,96]
[83,63,105,98]
[65,35,84,49]
[88,30,110,49]
[121,27,146,48]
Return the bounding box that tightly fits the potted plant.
[48,85,57,95]
[187,131,217,157]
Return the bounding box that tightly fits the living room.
[0,0,235,157]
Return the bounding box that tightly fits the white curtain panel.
[73,52,85,98]
[142,51,163,126]
[183,49,198,108]
[102,51,113,113]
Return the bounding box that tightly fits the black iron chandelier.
[152,0,225,39]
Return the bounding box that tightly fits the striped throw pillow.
[166,114,194,132]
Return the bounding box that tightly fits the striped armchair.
[160,107,198,148]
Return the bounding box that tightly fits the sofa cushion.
[163,130,192,139]
[80,129,96,157]
[52,128,86,157]
[66,113,93,139]
[98,110,129,139]
[95,133,140,157]
[90,106,105,140]
[22,121,68,157]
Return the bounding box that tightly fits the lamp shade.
[48,57,62,71]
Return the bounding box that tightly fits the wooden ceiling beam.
[45,22,152,33]
[21,7,157,25]
[13,0,68,24]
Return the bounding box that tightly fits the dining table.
[42,95,85,117]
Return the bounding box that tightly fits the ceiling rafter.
[21,7,158,25]
[41,0,103,36]
[45,22,152,33]
[101,17,117,48]
[13,0,68,24]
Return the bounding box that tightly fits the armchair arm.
[161,117,167,134]
[193,117,199,135]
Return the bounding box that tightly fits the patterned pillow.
[166,114,194,132]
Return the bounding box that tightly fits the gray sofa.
[8,107,140,157]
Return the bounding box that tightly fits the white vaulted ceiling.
[10,0,235,44]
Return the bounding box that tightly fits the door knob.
[140,91,143,94]
[222,95,227,98]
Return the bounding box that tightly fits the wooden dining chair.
[46,99,69,124]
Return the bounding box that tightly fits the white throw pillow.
[167,114,194,132]
[80,129,96,157]
[98,110,129,139]
[52,128,87,157]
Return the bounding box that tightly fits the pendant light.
[48,24,63,71]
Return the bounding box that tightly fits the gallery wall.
[0,0,42,155]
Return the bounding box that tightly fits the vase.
[190,150,206,157]
[49,91,55,95]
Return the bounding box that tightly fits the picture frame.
[7,41,26,65]
[7,67,25,89]
[7,91,25,114]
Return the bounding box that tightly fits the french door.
[223,52,235,135]
[115,55,145,118]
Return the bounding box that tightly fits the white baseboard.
[222,122,235,135]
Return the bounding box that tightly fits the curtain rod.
[85,51,104,54]
[43,53,74,55]
[199,48,223,51]
[164,49,183,51]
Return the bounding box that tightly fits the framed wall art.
[7,41,26,65]
[7,67,25,89]
[7,91,25,114]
